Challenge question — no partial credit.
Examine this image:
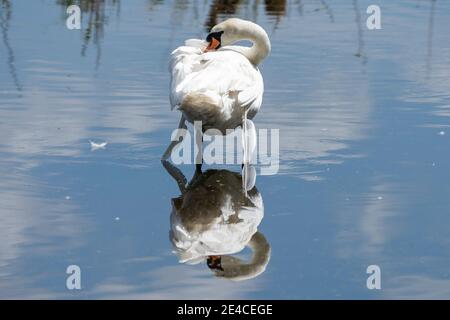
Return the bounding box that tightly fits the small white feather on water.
[90,140,108,151]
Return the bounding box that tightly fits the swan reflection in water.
[162,161,270,281]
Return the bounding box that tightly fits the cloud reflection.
[0,169,90,298]
[92,265,264,299]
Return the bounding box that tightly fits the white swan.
[162,18,271,162]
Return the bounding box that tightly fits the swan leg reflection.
[162,158,203,192]
[161,159,187,193]
[195,134,204,172]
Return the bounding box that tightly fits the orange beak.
[204,37,221,52]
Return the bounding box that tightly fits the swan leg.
[242,110,249,166]
[161,115,187,161]
[242,112,256,167]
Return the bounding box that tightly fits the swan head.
[204,18,271,65]
[205,30,224,51]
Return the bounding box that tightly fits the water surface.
[1,0,450,299]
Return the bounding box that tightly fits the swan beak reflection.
[207,256,224,271]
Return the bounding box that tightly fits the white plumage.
[171,190,264,264]
[169,42,263,133]
[162,18,271,162]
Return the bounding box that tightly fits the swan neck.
[233,25,270,66]
[249,38,270,66]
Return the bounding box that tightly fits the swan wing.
[169,39,206,109]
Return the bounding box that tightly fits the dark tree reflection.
[48,0,343,67]
[206,0,241,31]
[205,0,287,31]
[353,0,367,65]
[264,0,286,17]
[56,0,120,68]
[0,0,22,91]
[426,0,437,77]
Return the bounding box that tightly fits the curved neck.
[217,232,271,281]
[227,24,271,66]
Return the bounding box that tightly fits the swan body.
[170,47,263,134]
[169,18,270,134]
